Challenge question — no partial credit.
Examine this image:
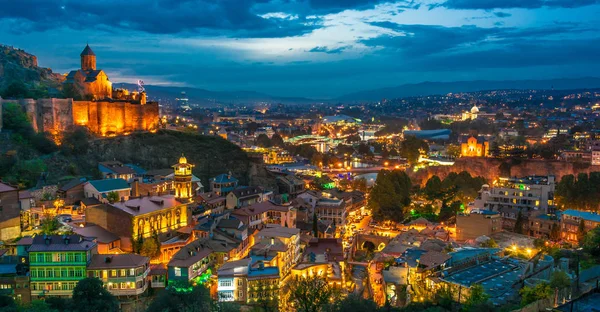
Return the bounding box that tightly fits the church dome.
[471,105,479,114]
[179,155,187,164]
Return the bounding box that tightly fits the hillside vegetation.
[1,103,252,188]
[0,44,64,98]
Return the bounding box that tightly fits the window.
[45,254,52,262]
[130,268,135,276]
[111,270,117,277]
[120,269,126,277]
[220,280,232,287]
[238,290,243,298]
[174,267,181,277]
[67,253,74,262]
[120,282,126,289]
[238,279,243,286]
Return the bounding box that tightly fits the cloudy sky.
[1,0,599,98]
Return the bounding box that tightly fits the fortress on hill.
[0,45,159,137]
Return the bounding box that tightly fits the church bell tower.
[80,44,96,71]
[172,154,194,200]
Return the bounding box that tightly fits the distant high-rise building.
[176,91,189,107]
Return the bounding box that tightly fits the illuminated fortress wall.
[0,98,158,136]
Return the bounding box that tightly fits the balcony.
[108,284,148,297]
[151,281,166,288]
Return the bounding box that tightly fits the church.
[64,44,112,99]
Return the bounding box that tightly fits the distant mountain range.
[115,83,316,105]
[335,77,600,102]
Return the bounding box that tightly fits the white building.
[473,175,556,214]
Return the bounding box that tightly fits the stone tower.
[172,154,195,200]
[80,44,96,70]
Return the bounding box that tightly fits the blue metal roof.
[563,210,600,223]
[210,173,238,184]
[88,178,130,193]
[248,266,279,277]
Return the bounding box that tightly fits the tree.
[446,144,461,159]
[514,210,525,234]
[577,219,586,245]
[255,134,272,148]
[368,170,411,222]
[61,126,90,156]
[519,283,552,306]
[0,295,18,312]
[550,223,561,241]
[106,191,119,203]
[332,294,377,312]
[424,175,443,200]
[288,275,335,312]
[480,238,498,248]
[140,236,161,259]
[41,217,60,235]
[400,136,428,165]
[549,270,571,290]
[463,284,489,311]
[271,133,285,147]
[71,278,118,312]
[1,81,31,98]
[351,178,367,192]
[147,283,213,312]
[581,226,600,258]
[312,213,318,237]
[20,300,60,312]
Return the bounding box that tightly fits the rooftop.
[73,224,119,243]
[88,254,148,270]
[563,210,600,223]
[110,195,183,216]
[29,235,97,252]
[87,178,130,193]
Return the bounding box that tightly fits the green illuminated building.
[28,234,97,299]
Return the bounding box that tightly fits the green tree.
[71,278,118,312]
[519,283,552,306]
[312,213,318,237]
[140,236,161,259]
[0,294,18,312]
[464,284,489,311]
[61,126,90,156]
[332,294,377,312]
[424,175,443,200]
[270,133,285,147]
[400,136,429,165]
[514,210,525,234]
[550,223,561,241]
[147,283,213,312]
[41,217,60,235]
[20,300,59,312]
[368,170,411,222]
[480,238,498,248]
[446,144,461,159]
[106,191,119,203]
[288,275,335,312]
[1,81,31,98]
[255,134,272,148]
[577,219,586,245]
[549,270,571,290]
[581,226,600,258]
[351,178,367,192]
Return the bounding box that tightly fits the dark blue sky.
[1,0,599,98]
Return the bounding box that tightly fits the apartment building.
[473,175,556,214]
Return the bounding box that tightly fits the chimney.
[132,180,140,198]
[105,256,112,263]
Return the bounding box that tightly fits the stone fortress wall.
[0,97,159,136]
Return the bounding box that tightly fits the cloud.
[438,0,599,10]
[493,12,512,18]
[308,45,350,54]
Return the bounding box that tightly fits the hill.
[337,77,600,102]
[116,82,316,106]
[0,44,64,97]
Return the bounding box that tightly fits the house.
[86,195,191,247]
[292,238,344,288]
[84,179,131,203]
[456,211,501,241]
[231,201,296,231]
[167,238,237,285]
[29,234,97,299]
[276,174,305,199]
[217,258,280,304]
[18,190,35,212]
[0,254,30,303]
[73,224,121,254]
[561,210,600,243]
[57,178,86,205]
[252,227,301,278]
[226,186,272,209]
[87,254,149,298]
[0,182,21,241]
[195,192,226,216]
[98,161,136,181]
[210,173,239,196]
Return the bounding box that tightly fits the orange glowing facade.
[172,155,195,200]
[461,135,489,157]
